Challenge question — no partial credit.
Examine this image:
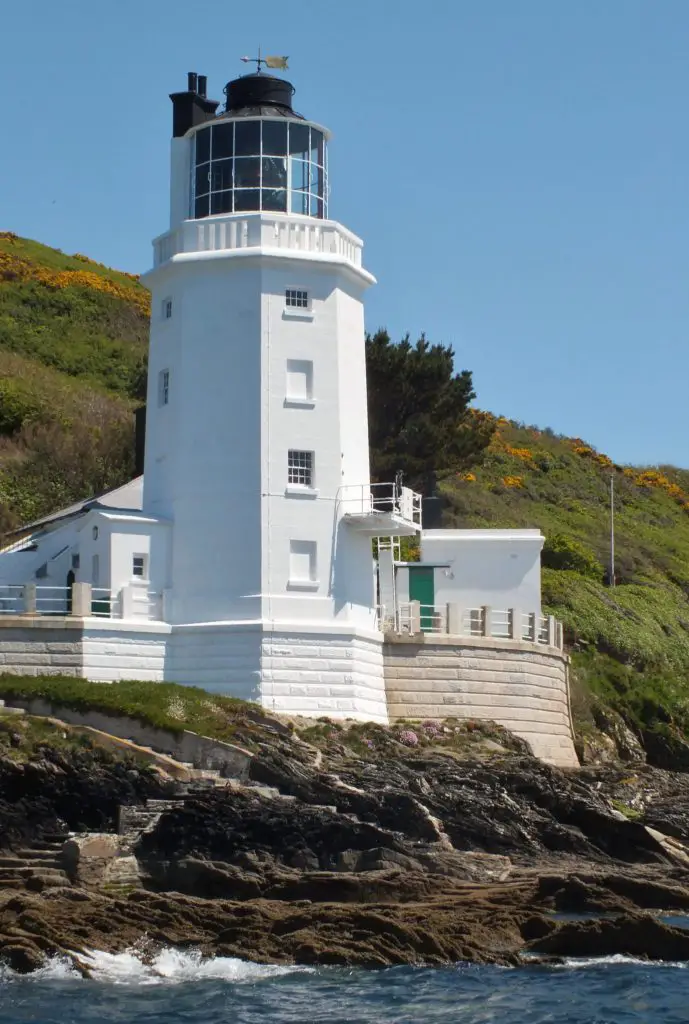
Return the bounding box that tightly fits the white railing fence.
[34,586,72,616]
[339,482,423,526]
[0,585,25,614]
[0,583,164,623]
[392,602,564,650]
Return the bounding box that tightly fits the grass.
[0,676,267,747]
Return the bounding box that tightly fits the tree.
[365,330,494,493]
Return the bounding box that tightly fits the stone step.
[0,867,66,881]
[14,848,64,861]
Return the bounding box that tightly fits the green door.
[408,566,435,632]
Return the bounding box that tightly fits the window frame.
[132,554,148,580]
[285,288,309,310]
[158,368,170,407]
[287,449,314,488]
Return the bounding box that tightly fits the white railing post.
[71,582,91,617]
[510,608,522,641]
[447,603,463,636]
[556,620,564,650]
[121,585,134,620]
[22,584,36,615]
[410,600,421,634]
[481,606,492,638]
[547,615,557,648]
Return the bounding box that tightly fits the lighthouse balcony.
[339,483,422,536]
[153,212,363,269]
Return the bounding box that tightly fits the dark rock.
[0,942,43,974]
[530,913,689,961]
[592,706,646,763]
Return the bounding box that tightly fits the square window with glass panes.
[288,449,313,487]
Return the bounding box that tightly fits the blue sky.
[1,1,687,467]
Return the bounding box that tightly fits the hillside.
[0,233,150,529]
[0,233,687,757]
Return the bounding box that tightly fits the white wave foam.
[73,947,312,985]
[558,954,688,970]
[0,947,313,986]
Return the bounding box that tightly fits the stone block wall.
[384,635,578,768]
[0,621,84,676]
[261,630,387,722]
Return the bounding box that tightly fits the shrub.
[542,533,603,580]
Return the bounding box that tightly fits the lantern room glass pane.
[212,122,233,159]
[290,190,309,215]
[211,191,233,215]
[262,121,288,155]
[310,129,324,166]
[310,194,323,218]
[234,120,260,156]
[234,189,260,211]
[195,127,210,164]
[289,123,309,159]
[234,157,260,188]
[195,163,210,197]
[262,157,287,189]
[195,194,209,218]
[211,158,233,192]
[290,158,309,190]
[262,189,287,212]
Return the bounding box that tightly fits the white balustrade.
[392,602,564,650]
[153,213,363,269]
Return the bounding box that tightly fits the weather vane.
[241,47,289,73]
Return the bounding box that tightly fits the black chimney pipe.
[187,71,198,93]
[197,74,207,98]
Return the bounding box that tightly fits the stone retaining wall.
[2,697,252,777]
[383,634,578,768]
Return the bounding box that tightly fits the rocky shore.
[1,712,689,975]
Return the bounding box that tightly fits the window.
[289,540,317,583]
[71,554,80,570]
[158,369,170,407]
[286,359,313,401]
[191,120,328,222]
[285,289,308,309]
[91,554,100,587]
[132,554,147,578]
[163,298,173,320]
[288,450,313,487]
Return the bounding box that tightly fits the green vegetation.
[296,717,528,760]
[0,233,147,532]
[366,330,494,492]
[0,676,265,747]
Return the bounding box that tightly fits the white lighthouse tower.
[141,67,421,717]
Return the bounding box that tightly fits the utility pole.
[609,474,616,588]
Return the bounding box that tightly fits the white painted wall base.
[0,619,578,767]
[261,629,386,722]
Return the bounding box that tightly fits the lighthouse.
[140,66,422,716]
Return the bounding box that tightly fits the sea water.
[1,948,689,1024]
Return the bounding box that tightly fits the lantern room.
[170,70,329,222]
